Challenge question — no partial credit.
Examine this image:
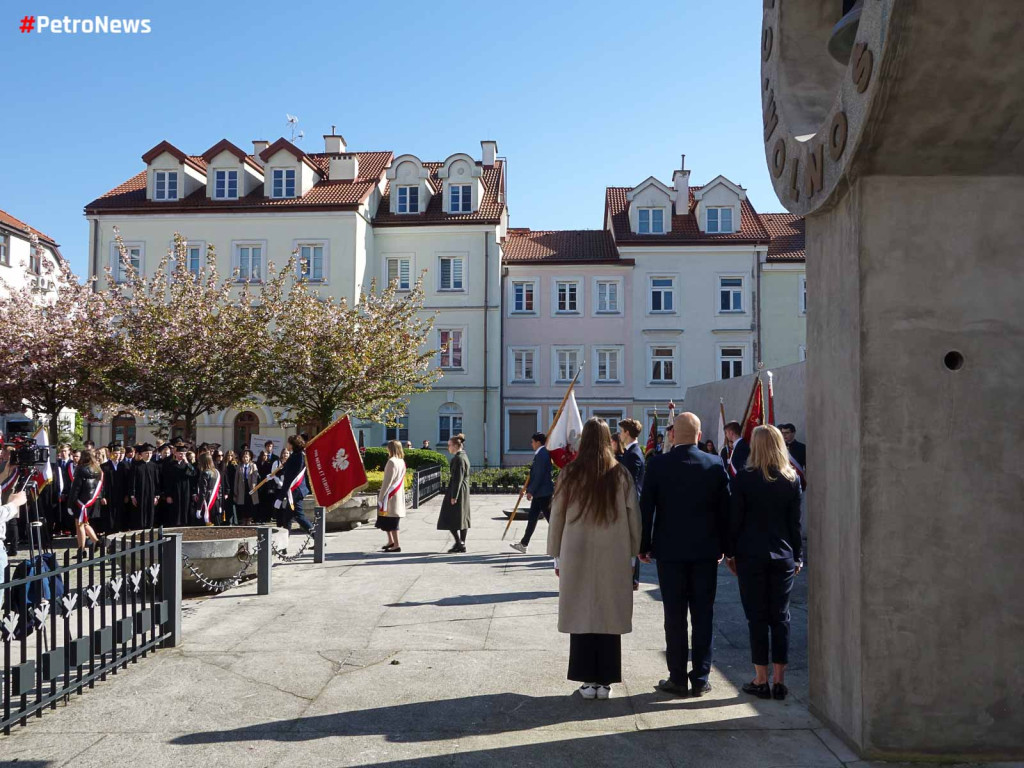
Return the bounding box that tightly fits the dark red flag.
[304,415,368,510]
[741,377,765,442]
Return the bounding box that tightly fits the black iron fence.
[411,464,443,508]
[1,529,180,734]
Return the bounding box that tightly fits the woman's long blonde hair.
[747,425,797,483]
[386,440,405,459]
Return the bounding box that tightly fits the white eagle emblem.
[332,449,350,472]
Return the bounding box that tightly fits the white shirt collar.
[534,445,544,455]
[624,440,638,451]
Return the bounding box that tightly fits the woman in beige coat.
[547,418,642,700]
[376,440,407,552]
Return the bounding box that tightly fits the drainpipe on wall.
[754,250,763,365]
[482,233,489,466]
[499,264,507,469]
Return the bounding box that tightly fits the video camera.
[4,436,50,466]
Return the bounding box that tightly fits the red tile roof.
[141,140,207,174]
[85,151,393,214]
[761,213,806,262]
[503,229,627,264]
[201,139,264,173]
[605,184,770,245]
[373,160,506,226]
[0,208,60,248]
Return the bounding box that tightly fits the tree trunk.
[185,414,196,445]
[47,414,60,446]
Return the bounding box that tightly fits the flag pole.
[502,364,584,541]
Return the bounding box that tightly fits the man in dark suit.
[510,433,554,554]
[616,418,646,589]
[778,424,806,470]
[724,421,749,476]
[641,412,731,697]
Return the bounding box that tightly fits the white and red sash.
[789,455,807,490]
[77,476,103,524]
[200,471,221,524]
[378,461,405,514]
[0,467,18,494]
[726,443,737,478]
[286,467,306,510]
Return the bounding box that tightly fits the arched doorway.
[111,413,136,447]
[234,411,259,453]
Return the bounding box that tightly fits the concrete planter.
[112,526,290,596]
[316,494,376,532]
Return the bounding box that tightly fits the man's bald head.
[673,412,701,445]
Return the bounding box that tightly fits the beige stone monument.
[760,0,1024,759]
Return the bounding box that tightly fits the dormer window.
[214,170,239,200]
[638,208,665,234]
[397,186,419,214]
[707,206,734,233]
[271,169,296,198]
[154,171,179,201]
[450,184,472,213]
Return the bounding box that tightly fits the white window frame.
[397,185,419,214]
[717,274,745,314]
[552,278,582,315]
[438,327,467,372]
[232,240,267,283]
[592,277,624,316]
[384,413,409,443]
[0,233,9,266]
[449,183,472,213]
[799,274,807,315]
[110,241,144,283]
[178,240,206,277]
[648,275,677,314]
[508,346,539,385]
[591,409,626,435]
[213,169,239,200]
[706,206,734,233]
[638,207,665,234]
[552,345,584,384]
[593,346,624,385]
[383,254,413,291]
[717,344,747,381]
[648,344,678,385]
[509,279,538,315]
[438,253,466,292]
[270,168,297,199]
[154,170,179,201]
[504,407,542,454]
[294,240,329,283]
[438,403,464,445]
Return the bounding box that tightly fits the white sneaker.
[578,684,598,700]
[510,542,528,554]
[596,685,612,700]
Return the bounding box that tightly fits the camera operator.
[0,490,28,575]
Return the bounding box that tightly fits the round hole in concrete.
[943,351,964,371]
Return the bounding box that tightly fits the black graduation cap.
[136,443,154,452]
[107,442,123,451]
[157,442,171,451]
[199,442,222,452]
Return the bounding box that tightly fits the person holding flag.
[274,435,314,535]
[67,449,103,551]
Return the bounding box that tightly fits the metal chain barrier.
[271,510,320,563]
[181,541,260,594]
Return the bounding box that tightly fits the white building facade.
[84,135,506,466]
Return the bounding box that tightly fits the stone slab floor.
[0,496,1000,767]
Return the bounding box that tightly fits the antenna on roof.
[286,113,302,143]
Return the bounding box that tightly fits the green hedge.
[363,469,413,494]
[469,466,559,487]
[362,447,449,472]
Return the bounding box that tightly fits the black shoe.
[454,544,467,553]
[655,678,689,697]
[742,681,772,699]
[692,681,712,697]
[447,544,462,553]
[390,547,402,553]
[772,682,788,700]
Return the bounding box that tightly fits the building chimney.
[672,154,690,216]
[324,127,347,155]
[481,140,498,167]
[252,140,270,165]
[330,153,359,181]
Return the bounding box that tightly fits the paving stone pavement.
[0,496,888,767]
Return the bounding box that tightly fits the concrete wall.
[679,361,806,447]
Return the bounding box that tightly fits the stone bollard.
[257,527,272,595]
[313,507,325,564]
[161,532,183,648]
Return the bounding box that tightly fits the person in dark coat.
[233,449,260,524]
[220,450,237,525]
[615,419,646,590]
[510,433,554,554]
[255,440,279,524]
[777,424,806,470]
[195,452,222,526]
[101,444,128,533]
[725,424,804,702]
[724,421,749,477]
[128,444,159,530]
[274,435,313,534]
[437,434,470,552]
[640,412,730,698]
[160,444,195,527]
[67,449,103,550]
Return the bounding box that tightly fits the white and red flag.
[717,398,727,455]
[304,415,368,511]
[31,426,53,490]
[546,389,584,468]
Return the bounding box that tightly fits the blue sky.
[1,0,772,275]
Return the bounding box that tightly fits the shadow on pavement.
[386,591,558,608]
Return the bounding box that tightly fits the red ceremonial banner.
[304,415,368,510]
[742,376,765,442]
